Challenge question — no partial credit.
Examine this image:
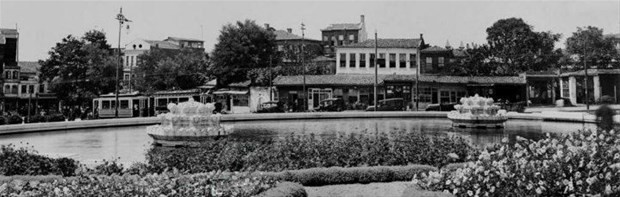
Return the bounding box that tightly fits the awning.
[212,90,248,95]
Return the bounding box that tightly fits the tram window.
[120,100,129,109]
[111,101,116,109]
[179,97,189,102]
[102,101,110,109]
[157,98,167,107]
[170,98,179,104]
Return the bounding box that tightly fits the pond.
[0,118,596,165]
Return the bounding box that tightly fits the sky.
[1,0,620,61]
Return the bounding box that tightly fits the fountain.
[448,94,508,128]
[146,98,227,146]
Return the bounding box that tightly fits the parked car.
[425,103,457,111]
[257,101,284,113]
[366,98,406,111]
[318,98,346,112]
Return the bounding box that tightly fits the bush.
[7,115,22,124]
[265,165,436,186]
[0,116,6,125]
[257,182,307,197]
[29,115,46,123]
[0,144,79,176]
[46,114,65,122]
[415,129,620,196]
[146,131,477,174]
[0,172,276,196]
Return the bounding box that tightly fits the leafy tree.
[39,30,117,106]
[565,26,619,70]
[485,18,562,75]
[133,48,210,94]
[211,20,279,87]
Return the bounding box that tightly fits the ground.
[305,181,454,197]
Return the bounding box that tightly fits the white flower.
[467,190,473,196]
[536,187,542,194]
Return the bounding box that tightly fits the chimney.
[466,43,470,49]
[287,28,292,33]
[264,23,270,29]
[445,40,452,49]
[459,41,465,50]
[360,15,365,23]
[419,33,423,40]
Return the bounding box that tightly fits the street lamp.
[301,22,306,112]
[115,7,131,118]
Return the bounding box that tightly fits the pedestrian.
[595,96,616,131]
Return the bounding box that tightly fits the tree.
[133,48,210,94]
[39,30,117,107]
[565,26,618,70]
[485,18,562,75]
[211,20,280,86]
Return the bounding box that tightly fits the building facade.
[336,38,424,75]
[559,69,620,104]
[321,15,368,57]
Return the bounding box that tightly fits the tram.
[92,89,205,118]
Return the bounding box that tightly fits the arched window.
[11,85,18,94]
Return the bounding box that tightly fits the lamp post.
[115,7,131,118]
[301,22,306,112]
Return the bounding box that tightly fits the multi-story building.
[0,28,19,114]
[321,15,368,57]
[122,37,204,91]
[335,37,424,75]
[272,26,323,63]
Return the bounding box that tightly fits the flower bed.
[0,171,276,196]
[415,129,620,196]
[146,131,477,173]
[0,144,78,176]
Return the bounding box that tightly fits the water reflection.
[0,118,597,165]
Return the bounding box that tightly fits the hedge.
[256,182,307,197]
[261,164,437,186]
[0,116,5,125]
[0,144,78,176]
[28,115,46,123]
[7,115,22,124]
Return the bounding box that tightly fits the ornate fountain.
[448,94,507,128]
[146,99,227,147]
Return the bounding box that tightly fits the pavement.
[525,104,620,113]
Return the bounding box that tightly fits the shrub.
[257,182,307,197]
[0,116,6,125]
[269,165,436,186]
[146,131,477,174]
[28,115,46,123]
[0,144,79,176]
[7,115,22,124]
[415,129,620,196]
[0,172,276,196]
[46,114,65,122]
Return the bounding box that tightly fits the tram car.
[92,89,206,118]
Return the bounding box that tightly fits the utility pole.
[115,7,131,118]
[374,31,378,112]
[269,54,273,101]
[584,51,589,110]
[301,22,306,112]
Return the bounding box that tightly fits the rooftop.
[421,46,450,52]
[143,40,180,49]
[273,30,320,42]
[18,61,40,73]
[338,39,423,49]
[560,68,620,77]
[165,37,203,42]
[322,23,363,31]
[274,74,527,86]
[274,74,387,86]
[0,28,18,36]
[385,75,526,84]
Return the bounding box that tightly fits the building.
[336,37,424,75]
[272,27,323,63]
[122,37,204,91]
[0,28,19,113]
[321,15,368,57]
[559,69,620,104]
[2,61,56,115]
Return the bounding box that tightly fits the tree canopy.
[39,30,117,106]
[210,19,279,87]
[133,48,210,94]
[565,26,619,70]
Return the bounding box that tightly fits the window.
[120,100,129,109]
[39,84,45,93]
[233,95,249,106]
[131,56,134,67]
[124,73,130,80]
[339,35,344,40]
[413,87,437,103]
[426,57,433,64]
[11,85,17,94]
[359,53,366,68]
[378,53,386,68]
[410,54,417,68]
[29,85,34,94]
[4,85,8,93]
[562,78,570,98]
[440,91,450,103]
[349,35,355,41]
[339,53,347,67]
[369,54,375,68]
[102,101,110,109]
[5,71,9,79]
[389,54,396,68]
[21,85,27,93]
[323,36,328,41]
[13,71,18,79]
[126,56,129,66]
[425,57,433,72]
[438,57,445,67]
[399,53,407,68]
[349,53,356,68]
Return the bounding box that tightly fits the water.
[0,118,596,165]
